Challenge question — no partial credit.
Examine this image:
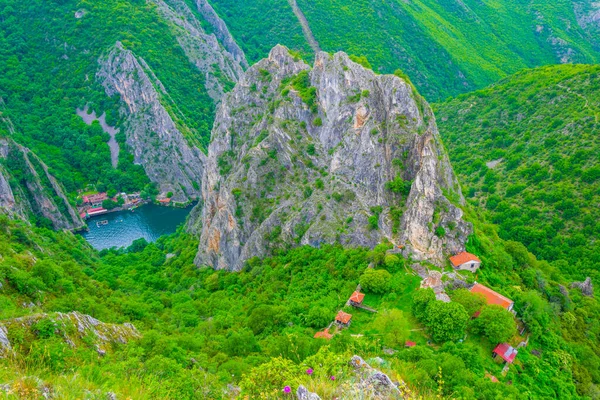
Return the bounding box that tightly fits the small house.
[405,341,416,348]
[335,310,352,328]
[314,328,333,340]
[83,193,108,208]
[492,343,518,364]
[450,252,481,272]
[348,291,365,306]
[470,283,514,312]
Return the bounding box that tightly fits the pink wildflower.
[330,376,336,381]
[306,368,314,375]
[283,386,291,393]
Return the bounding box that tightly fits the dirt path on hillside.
[288,0,321,53]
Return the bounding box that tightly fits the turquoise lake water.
[80,203,193,250]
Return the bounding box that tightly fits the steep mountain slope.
[434,64,600,278]
[0,137,83,230]
[97,42,206,202]
[209,0,600,100]
[194,46,471,271]
[0,0,244,199]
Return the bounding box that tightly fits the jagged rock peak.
[194,45,471,271]
[97,42,205,203]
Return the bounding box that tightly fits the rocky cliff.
[153,0,246,102]
[0,137,84,230]
[97,42,205,202]
[194,45,471,271]
[192,0,248,67]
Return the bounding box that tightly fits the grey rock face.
[349,355,401,399]
[571,277,594,297]
[194,45,471,271]
[296,385,321,400]
[97,42,205,202]
[192,0,248,68]
[152,0,245,103]
[0,138,84,230]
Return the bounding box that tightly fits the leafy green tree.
[425,301,469,342]
[472,305,517,343]
[306,306,331,328]
[359,269,391,294]
[372,309,410,348]
[411,288,436,320]
[451,288,486,316]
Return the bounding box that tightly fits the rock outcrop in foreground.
[0,311,140,358]
[0,137,84,230]
[97,42,205,202]
[194,46,471,271]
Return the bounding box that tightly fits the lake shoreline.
[79,203,195,250]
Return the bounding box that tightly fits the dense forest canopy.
[435,64,600,282]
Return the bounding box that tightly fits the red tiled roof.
[349,291,365,304]
[405,341,416,347]
[493,343,518,363]
[470,284,514,310]
[314,328,333,340]
[85,193,108,203]
[449,251,481,267]
[159,198,171,203]
[79,212,87,218]
[335,310,352,324]
[87,207,106,213]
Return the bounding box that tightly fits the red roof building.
[405,341,416,348]
[335,310,352,326]
[493,343,518,363]
[349,291,365,305]
[450,251,482,272]
[314,328,333,340]
[470,283,514,311]
[83,193,108,204]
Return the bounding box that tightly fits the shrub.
[425,301,469,342]
[359,269,391,294]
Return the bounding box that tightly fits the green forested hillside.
[1,209,599,398]
[0,0,214,193]
[435,64,600,280]
[208,0,600,100]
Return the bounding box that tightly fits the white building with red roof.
[449,251,481,272]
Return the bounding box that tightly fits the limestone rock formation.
[348,355,402,399]
[296,385,321,400]
[192,0,248,67]
[0,137,84,230]
[571,277,594,297]
[97,42,205,202]
[194,45,470,271]
[0,311,140,358]
[152,0,246,102]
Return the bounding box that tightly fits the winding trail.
[76,106,120,168]
[288,0,320,53]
